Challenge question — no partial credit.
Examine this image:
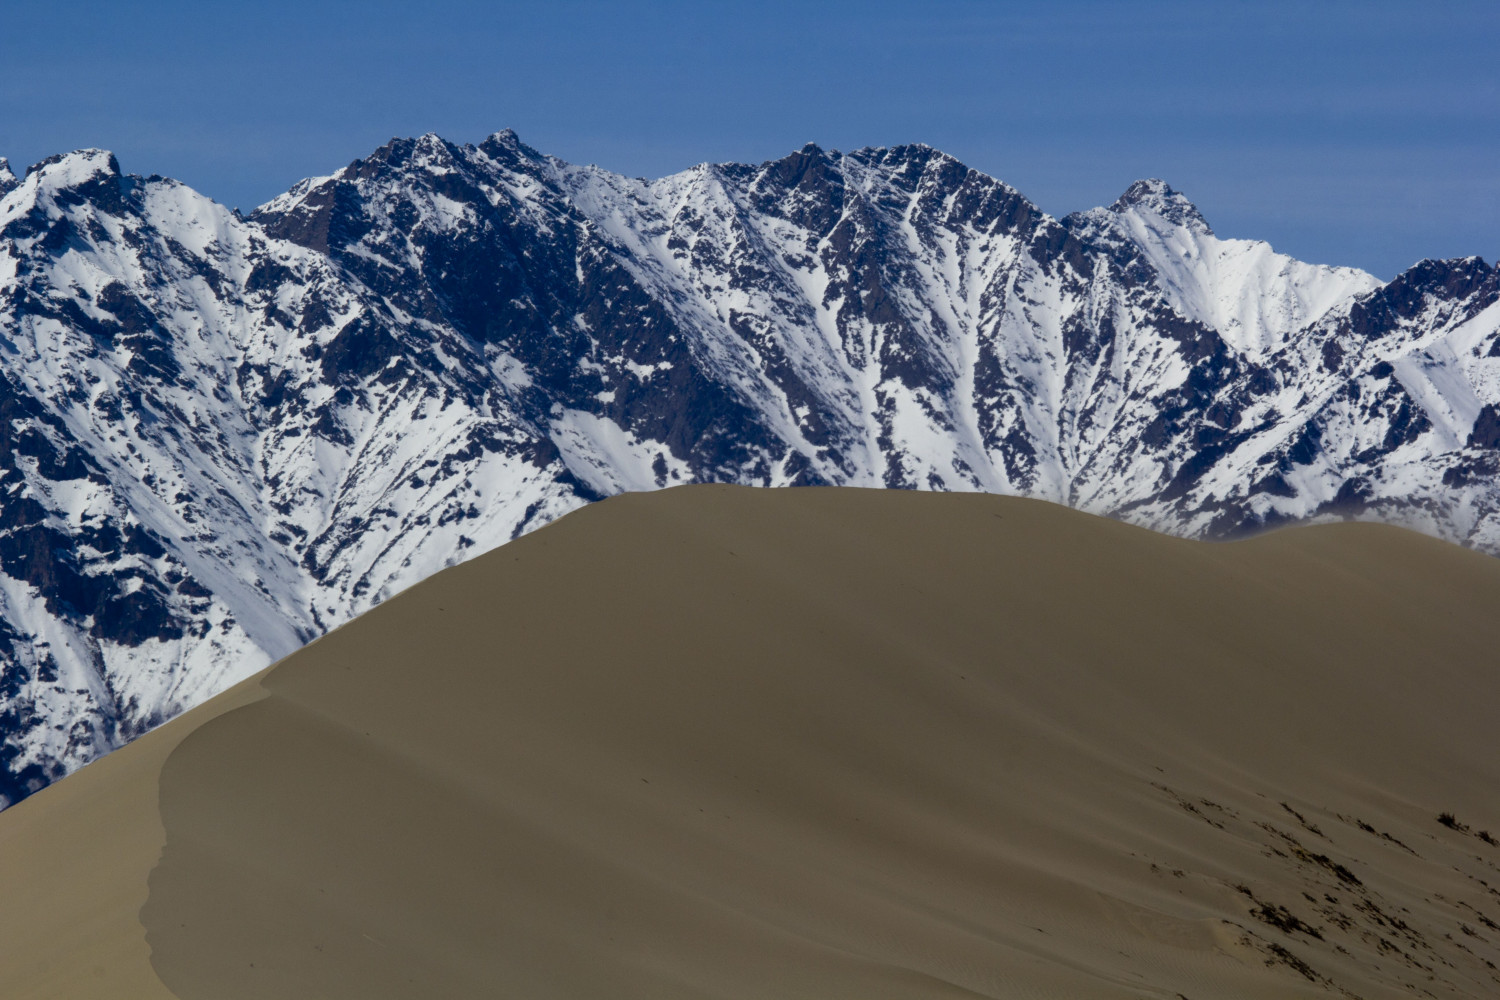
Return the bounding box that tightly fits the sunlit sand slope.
[3,484,1500,998]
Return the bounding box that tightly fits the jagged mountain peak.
[752,140,971,181]
[749,143,845,196]
[739,141,1041,239]
[1345,255,1500,343]
[478,128,549,166]
[853,140,941,159]
[2,148,137,233]
[1399,255,1495,294]
[1058,175,1382,359]
[1111,177,1214,236]
[348,133,465,177]
[1372,255,1498,315]
[23,148,122,183]
[847,141,968,178]
[296,130,551,195]
[0,158,16,197]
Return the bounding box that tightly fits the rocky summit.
[1,132,1497,804]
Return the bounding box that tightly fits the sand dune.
[3,485,1499,998]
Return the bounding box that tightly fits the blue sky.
[1,0,1496,278]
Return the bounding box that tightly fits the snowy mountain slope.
[1067,179,1383,360]
[1,132,1498,805]
[0,147,584,801]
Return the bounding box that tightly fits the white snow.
[550,410,685,494]
[1101,194,1381,360]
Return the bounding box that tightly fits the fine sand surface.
[2,484,1500,999]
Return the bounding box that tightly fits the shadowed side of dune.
[135,485,1500,998]
[0,670,269,1000]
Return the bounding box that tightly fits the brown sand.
[3,484,1500,998]
[0,674,267,1000]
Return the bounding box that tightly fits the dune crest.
[4,485,1500,998]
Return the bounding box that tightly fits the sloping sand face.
[4,485,1500,998]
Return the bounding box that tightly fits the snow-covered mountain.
[1,133,1497,805]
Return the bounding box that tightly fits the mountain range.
[1,132,1497,804]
